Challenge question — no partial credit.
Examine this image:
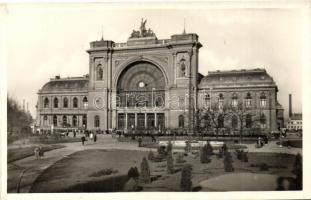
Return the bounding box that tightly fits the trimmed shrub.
[127,167,139,180]
[89,168,118,177]
[180,164,192,191]
[223,152,234,172]
[157,146,167,156]
[200,144,211,164]
[148,151,154,161]
[140,157,151,183]
[167,153,174,174]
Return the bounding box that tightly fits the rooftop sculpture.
[130,18,156,39]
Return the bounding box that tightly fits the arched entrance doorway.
[116,61,166,130]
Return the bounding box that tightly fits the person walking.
[81,136,86,145]
[34,147,40,160]
[94,134,97,143]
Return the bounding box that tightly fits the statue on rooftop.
[129,18,156,39]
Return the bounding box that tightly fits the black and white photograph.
[0,1,310,200]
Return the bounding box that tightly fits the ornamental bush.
[223,151,234,172]
[140,157,151,183]
[127,166,139,180]
[180,164,192,191]
[147,150,154,161]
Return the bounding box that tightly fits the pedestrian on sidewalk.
[34,147,40,159]
[94,134,97,143]
[81,136,86,145]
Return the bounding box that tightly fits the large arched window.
[62,115,67,127]
[73,97,78,108]
[63,97,68,108]
[53,98,59,108]
[259,92,267,108]
[83,97,88,109]
[72,115,77,127]
[232,115,238,129]
[260,114,266,129]
[178,115,184,128]
[96,64,103,80]
[44,97,49,108]
[53,115,57,126]
[246,114,252,128]
[94,115,100,127]
[204,93,210,107]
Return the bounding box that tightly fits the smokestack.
[23,99,25,111]
[289,94,292,118]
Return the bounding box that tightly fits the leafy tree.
[140,157,151,183]
[292,153,302,190]
[180,164,192,191]
[7,95,33,135]
[200,143,213,163]
[167,153,174,174]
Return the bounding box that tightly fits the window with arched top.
[62,115,67,127]
[231,93,238,107]
[218,115,224,128]
[44,98,49,108]
[73,97,78,108]
[259,92,267,107]
[246,114,252,128]
[53,115,57,126]
[53,98,59,108]
[204,93,210,107]
[63,97,68,108]
[232,115,238,129]
[260,114,266,128]
[94,115,100,127]
[178,115,184,128]
[73,115,77,127]
[82,115,87,128]
[43,115,48,126]
[96,64,103,80]
[83,97,88,108]
[218,93,224,109]
[245,92,252,108]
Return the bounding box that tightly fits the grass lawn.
[7,144,66,163]
[30,149,148,192]
[29,146,298,192]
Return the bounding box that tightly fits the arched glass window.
[96,64,103,80]
[94,115,100,127]
[53,115,57,126]
[73,97,78,108]
[218,93,224,109]
[63,97,68,108]
[232,115,238,129]
[231,93,238,107]
[246,114,252,128]
[178,115,184,128]
[260,114,266,128]
[260,92,267,107]
[72,115,77,127]
[83,97,88,108]
[43,115,48,126]
[44,98,49,108]
[218,115,224,128]
[53,98,59,108]
[62,115,67,127]
[245,92,252,108]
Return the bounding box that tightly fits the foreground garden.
[29,141,302,192]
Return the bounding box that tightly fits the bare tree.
[196,103,231,140]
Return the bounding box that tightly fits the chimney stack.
[289,94,292,118]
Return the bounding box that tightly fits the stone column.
[155,113,157,128]
[145,113,147,128]
[125,113,128,129]
[135,113,138,127]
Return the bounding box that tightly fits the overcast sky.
[5,4,306,119]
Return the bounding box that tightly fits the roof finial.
[183,18,186,34]
[101,25,104,41]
